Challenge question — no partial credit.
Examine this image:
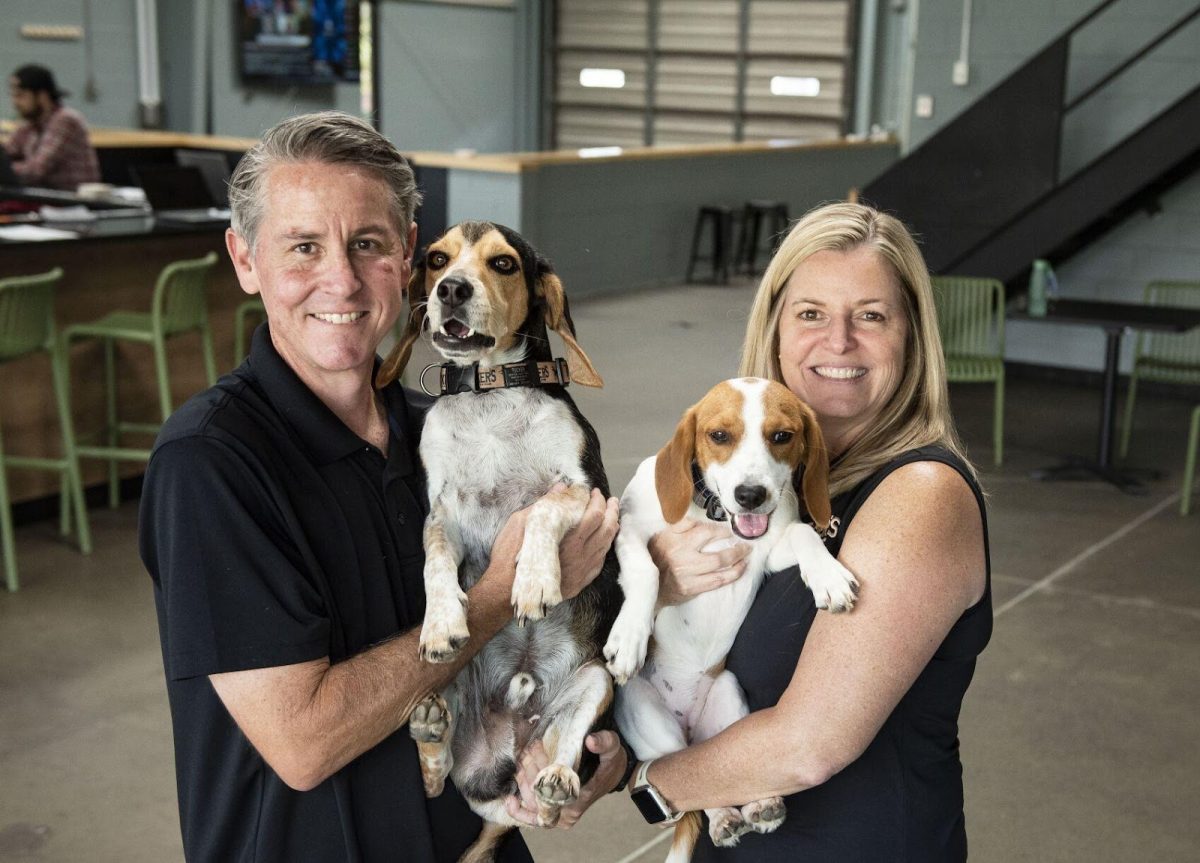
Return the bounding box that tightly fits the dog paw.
[708,807,749,847]
[807,559,859,613]
[511,561,563,626]
[419,595,470,663]
[741,797,786,834]
[409,695,451,743]
[534,763,580,827]
[603,614,651,685]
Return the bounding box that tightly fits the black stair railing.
[860,0,1200,285]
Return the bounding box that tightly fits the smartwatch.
[628,758,682,824]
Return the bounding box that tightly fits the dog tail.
[664,812,702,863]
[505,672,538,709]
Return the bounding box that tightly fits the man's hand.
[649,519,751,607]
[504,731,627,829]
[559,488,619,601]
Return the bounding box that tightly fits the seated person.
[5,64,100,190]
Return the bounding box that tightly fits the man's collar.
[246,322,414,473]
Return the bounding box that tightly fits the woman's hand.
[649,519,751,607]
[504,731,628,829]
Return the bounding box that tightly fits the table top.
[1014,298,1200,333]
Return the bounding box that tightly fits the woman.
[641,201,991,861]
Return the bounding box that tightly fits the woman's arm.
[644,460,986,811]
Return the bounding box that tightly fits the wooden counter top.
[405,134,896,173]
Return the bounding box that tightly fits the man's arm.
[209,488,618,791]
[10,112,75,185]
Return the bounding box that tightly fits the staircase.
[861,0,1200,289]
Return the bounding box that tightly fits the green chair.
[0,268,92,591]
[234,297,266,365]
[64,252,219,507]
[1183,405,1200,516]
[931,275,1006,467]
[1118,281,1200,461]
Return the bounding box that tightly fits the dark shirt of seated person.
[138,110,619,862]
[627,202,991,862]
[5,64,100,190]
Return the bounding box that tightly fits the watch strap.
[611,738,638,793]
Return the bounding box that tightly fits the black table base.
[1030,456,1162,496]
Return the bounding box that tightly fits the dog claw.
[410,695,451,743]
[534,763,580,827]
[708,808,749,847]
[741,797,786,834]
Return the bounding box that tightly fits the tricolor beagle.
[605,377,858,858]
[377,221,621,863]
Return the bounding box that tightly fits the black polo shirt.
[139,324,531,863]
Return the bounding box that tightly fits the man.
[5,64,100,190]
[139,111,623,862]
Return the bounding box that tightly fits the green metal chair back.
[0,268,64,361]
[1135,281,1200,384]
[153,252,218,338]
[930,275,1006,378]
[930,275,1006,466]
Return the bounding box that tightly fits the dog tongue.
[733,513,769,538]
[444,320,470,338]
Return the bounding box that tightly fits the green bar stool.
[233,297,266,365]
[64,252,219,508]
[0,268,93,592]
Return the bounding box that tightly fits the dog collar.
[420,358,571,397]
[691,462,727,522]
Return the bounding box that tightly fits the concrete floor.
[1,280,1198,862]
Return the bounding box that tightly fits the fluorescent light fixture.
[578,146,624,158]
[770,76,821,97]
[580,68,626,89]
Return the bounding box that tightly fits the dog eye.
[490,255,518,274]
[428,251,448,268]
[708,430,730,444]
[770,431,794,444]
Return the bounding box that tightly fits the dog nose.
[436,277,473,309]
[733,484,767,510]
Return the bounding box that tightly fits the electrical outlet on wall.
[915,94,934,118]
[952,60,970,86]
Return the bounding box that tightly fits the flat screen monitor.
[238,0,361,85]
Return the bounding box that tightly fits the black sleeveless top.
[693,446,992,863]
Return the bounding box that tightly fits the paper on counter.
[0,224,81,241]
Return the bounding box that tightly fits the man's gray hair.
[228,110,422,250]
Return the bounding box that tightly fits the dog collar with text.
[691,462,727,522]
[421,358,571,397]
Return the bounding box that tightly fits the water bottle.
[1028,259,1050,316]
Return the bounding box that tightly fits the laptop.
[131,164,231,222]
[175,149,231,207]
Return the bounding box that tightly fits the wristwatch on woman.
[628,758,683,824]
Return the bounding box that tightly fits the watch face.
[630,787,670,824]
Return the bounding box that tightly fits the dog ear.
[798,405,833,533]
[654,406,697,524]
[536,270,603,388]
[376,259,428,389]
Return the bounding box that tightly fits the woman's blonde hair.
[739,201,974,496]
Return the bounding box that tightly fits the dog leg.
[769,522,858,612]
[614,675,688,761]
[420,502,470,662]
[511,483,590,625]
[409,691,455,798]
[531,660,612,827]
[604,525,660,684]
[692,669,785,842]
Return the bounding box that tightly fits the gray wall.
[377,0,540,153]
[2,0,142,129]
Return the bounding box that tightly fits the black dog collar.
[691,462,727,522]
[421,358,571,396]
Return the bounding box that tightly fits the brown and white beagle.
[606,377,858,859]
[376,221,622,863]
